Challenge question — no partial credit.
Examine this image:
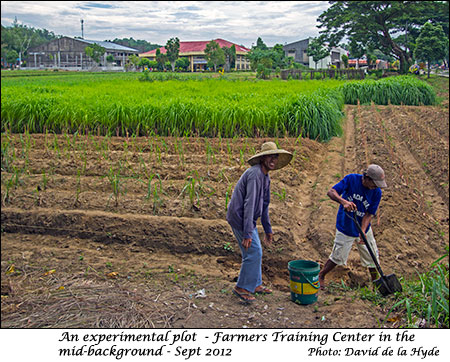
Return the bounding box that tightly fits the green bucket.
[288,260,320,305]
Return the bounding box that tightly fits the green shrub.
[340,76,436,105]
[367,69,383,79]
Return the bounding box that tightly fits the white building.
[283,38,348,69]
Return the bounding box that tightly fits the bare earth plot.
[1,99,448,328]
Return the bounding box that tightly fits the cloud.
[77,2,117,10]
[1,1,330,46]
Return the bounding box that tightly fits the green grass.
[340,75,436,106]
[328,247,449,328]
[422,74,449,106]
[357,249,449,328]
[384,249,449,328]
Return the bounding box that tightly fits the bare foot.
[254,285,272,294]
[318,275,325,290]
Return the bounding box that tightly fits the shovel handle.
[348,212,393,293]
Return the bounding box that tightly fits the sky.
[1,1,331,47]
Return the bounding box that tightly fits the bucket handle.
[298,271,320,290]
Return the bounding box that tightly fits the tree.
[271,44,287,69]
[155,48,167,71]
[175,57,190,71]
[245,38,289,71]
[204,40,225,71]
[246,48,267,71]
[85,43,105,64]
[372,48,394,62]
[286,56,295,68]
[341,54,349,68]
[256,63,271,79]
[317,1,449,74]
[348,39,365,68]
[414,22,448,78]
[367,53,378,68]
[222,44,236,72]
[5,49,19,65]
[138,57,151,69]
[1,18,54,67]
[128,54,140,70]
[306,37,329,69]
[110,37,161,53]
[165,37,180,71]
[255,37,268,50]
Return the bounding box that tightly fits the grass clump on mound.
[386,249,449,328]
[357,249,449,328]
[341,75,436,106]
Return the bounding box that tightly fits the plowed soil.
[1,95,448,328]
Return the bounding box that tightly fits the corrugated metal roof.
[79,39,138,52]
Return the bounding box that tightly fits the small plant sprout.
[273,188,287,202]
[41,171,49,191]
[239,149,245,166]
[75,169,82,205]
[205,139,216,165]
[106,162,126,207]
[145,173,165,214]
[223,242,234,252]
[180,170,216,209]
[225,184,232,211]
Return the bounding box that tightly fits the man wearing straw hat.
[227,141,292,303]
[318,164,387,289]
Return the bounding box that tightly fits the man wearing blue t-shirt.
[318,164,388,289]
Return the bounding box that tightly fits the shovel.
[349,212,402,296]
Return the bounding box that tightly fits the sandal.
[254,285,273,294]
[233,288,256,303]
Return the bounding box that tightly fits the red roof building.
[348,59,368,66]
[348,59,389,69]
[139,38,251,72]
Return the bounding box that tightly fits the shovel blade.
[374,274,402,296]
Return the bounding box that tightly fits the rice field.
[2,72,347,141]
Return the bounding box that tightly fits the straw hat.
[247,142,293,170]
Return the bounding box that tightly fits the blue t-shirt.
[333,174,382,237]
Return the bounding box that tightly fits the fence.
[281,68,365,80]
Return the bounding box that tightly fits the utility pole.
[81,19,84,39]
[405,20,408,52]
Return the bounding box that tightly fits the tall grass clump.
[289,88,344,141]
[341,75,436,106]
[383,249,449,328]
